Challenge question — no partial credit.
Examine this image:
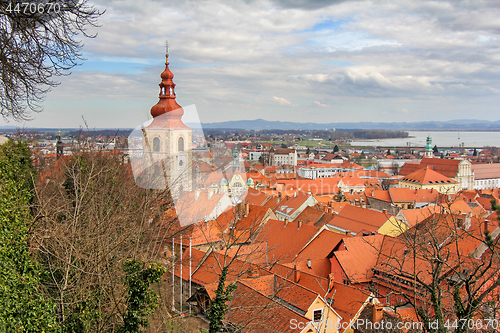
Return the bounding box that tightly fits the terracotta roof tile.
[243,188,271,206]
[294,206,325,226]
[224,281,315,333]
[366,189,392,202]
[329,282,372,327]
[399,206,439,227]
[285,258,332,278]
[329,205,392,234]
[401,167,456,185]
[253,219,322,264]
[399,158,462,178]
[333,235,385,283]
[294,229,347,262]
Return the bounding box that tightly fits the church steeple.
[150,43,183,118]
[424,134,433,158]
[149,43,189,130]
[56,130,63,159]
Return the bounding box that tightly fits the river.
[351,131,500,148]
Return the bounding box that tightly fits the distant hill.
[2,119,500,132]
[201,119,500,131]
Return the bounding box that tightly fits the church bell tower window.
[178,137,184,152]
[153,137,161,152]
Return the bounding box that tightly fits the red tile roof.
[251,219,322,264]
[294,229,347,262]
[399,158,461,178]
[388,188,440,203]
[175,191,230,226]
[274,191,316,217]
[243,188,271,206]
[401,167,456,185]
[329,205,392,234]
[366,189,392,202]
[329,282,372,328]
[224,281,314,333]
[333,234,385,283]
[293,206,327,226]
[399,206,439,227]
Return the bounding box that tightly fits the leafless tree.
[0,0,102,120]
[374,199,500,333]
[32,151,176,331]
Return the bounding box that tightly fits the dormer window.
[313,309,323,322]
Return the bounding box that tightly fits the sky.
[3,0,500,128]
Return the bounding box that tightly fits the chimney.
[465,212,472,230]
[194,190,200,201]
[278,191,282,199]
[294,265,301,283]
[307,258,312,269]
[484,220,490,234]
[327,274,335,293]
[373,303,384,323]
[245,202,249,217]
[247,268,259,279]
[382,209,387,215]
[324,206,328,213]
[298,221,302,230]
[284,218,289,226]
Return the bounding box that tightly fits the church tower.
[143,46,193,197]
[424,134,433,158]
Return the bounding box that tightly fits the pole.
[180,235,183,312]
[189,237,192,314]
[172,237,175,311]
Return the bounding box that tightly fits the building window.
[153,137,160,152]
[178,137,184,152]
[313,309,323,322]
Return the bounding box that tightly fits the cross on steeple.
[165,40,169,55]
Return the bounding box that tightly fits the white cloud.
[314,101,328,107]
[273,96,295,106]
[5,0,500,127]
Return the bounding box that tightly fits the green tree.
[473,148,477,156]
[120,260,167,333]
[206,267,237,333]
[334,145,339,153]
[433,145,439,154]
[0,140,59,332]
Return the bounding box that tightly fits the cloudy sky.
[3,0,500,128]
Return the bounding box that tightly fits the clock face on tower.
[177,155,186,169]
